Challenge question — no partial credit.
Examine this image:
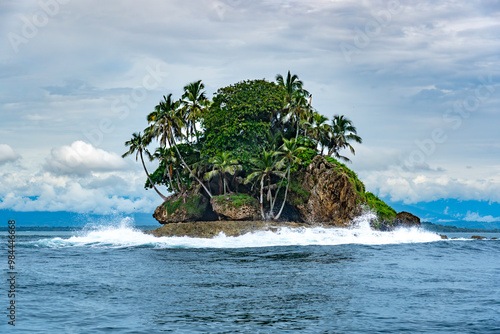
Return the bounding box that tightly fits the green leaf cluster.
[123,72,398,223]
[214,193,259,209]
[201,80,285,172]
[363,192,397,222]
[162,194,207,218]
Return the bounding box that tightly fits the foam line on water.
[27,214,443,249]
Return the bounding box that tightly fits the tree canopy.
[201,79,285,169]
[123,73,364,220]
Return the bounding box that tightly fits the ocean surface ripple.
[2,215,499,333]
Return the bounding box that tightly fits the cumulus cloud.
[361,167,500,204]
[463,211,500,223]
[0,169,163,214]
[44,141,126,176]
[0,144,20,165]
[1,0,499,215]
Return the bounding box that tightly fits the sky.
[1,0,499,226]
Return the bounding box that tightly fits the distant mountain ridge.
[384,199,500,230]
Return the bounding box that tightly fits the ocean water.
[2,215,500,333]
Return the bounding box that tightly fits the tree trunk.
[267,176,275,219]
[259,177,265,220]
[167,164,176,194]
[271,174,286,213]
[295,117,300,140]
[175,169,182,193]
[193,122,199,143]
[169,136,213,197]
[218,174,222,195]
[274,166,291,220]
[140,150,168,201]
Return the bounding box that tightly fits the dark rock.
[440,234,448,239]
[147,220,307,238]
[393,211,421,228]
[210,194,260,221]
[491,237,498,240]
[471,235,486,240]
[150,156,419,236]
[289,156,360,226]
[372,220,394,231]
[153,192,211,224]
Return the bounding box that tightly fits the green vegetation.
[214,193,258,209]
[325,156,366,196]
[288,178,311,207]
[163,198,182,217]
[363,192,397,222]
[123,71,395,221]
[163,195,207,218]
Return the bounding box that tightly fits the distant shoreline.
[422,222,500,233]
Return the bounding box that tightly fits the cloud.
[463,211,500,223]
[0,168,163,214]
[0,144,20,165]
[0,0,499,215]
[362,168,500,205]
[44,141,126,176]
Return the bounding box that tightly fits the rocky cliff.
[151,156,419,237]
[289,155,361,226]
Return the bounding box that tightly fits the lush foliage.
[201,80,285,169]
[214,193,258,209]
[162,194,207,218]
[364,192,397,222]
[123,71,395,221]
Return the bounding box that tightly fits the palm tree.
[289,94,311,139]
[274,138,305,220]
[191,156,213,194]
[149,94,213,197]
[265,129,283,151]
[327,115,363,162]
[152,146,182,194]
[276,71,309,105]
[148,94,182,148]
[122,132,168,201]
[308,112,330,154]
[276,71,311,139]
[204,152,241,195]
[181,80,210,142]
[245,149,284,219]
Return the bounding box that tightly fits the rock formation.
[289,155,360,226]
[210,195,260,221]
[153,191,211,224]
[393,211,421,228]
[151,156,422,237]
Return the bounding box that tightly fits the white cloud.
[0,169,164,214]
[44,141,126,176]
[463,211,500,223]
[1,0,499,215]
[361,167,500,204]
[0,144,20,165]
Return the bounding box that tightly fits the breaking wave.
[25,213,444,249]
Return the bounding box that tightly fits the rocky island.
[122,72,420,238]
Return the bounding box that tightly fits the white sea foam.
[28,213,443,249]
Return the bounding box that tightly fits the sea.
[2,214,499,333]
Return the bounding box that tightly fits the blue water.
[2,217,500,333]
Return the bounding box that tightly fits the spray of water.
[28,212,443,249]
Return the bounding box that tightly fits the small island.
[123,72,420,237]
